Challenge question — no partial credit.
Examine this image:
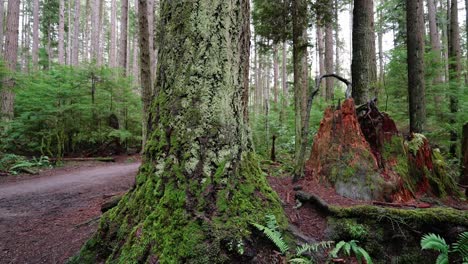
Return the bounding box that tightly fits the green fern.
[252,214,289,254]
[421,233,449,264]
[452,232,468,263]
[330,240,373,264]
[295,241,334,256]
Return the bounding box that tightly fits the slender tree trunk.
[273,44,279,106]
[281,41,288,121]
[72,0,81,66]
[138,0,152,150]
[377,2,384,85]
[1,0,20,121]
[32,0,39,69]
[67,0,72,65]
[109,0,117,67]
[120,0,128,75]
[90,0,100,62]
[69,1,285,262]
[0,0,4,53]
[292,0,308,179]
[325,22,334,101]
[406,0,426,133]
[97,0,104,66]
[58,0,65,65]
[334,0,340,75]
[448,0,461,156]
[351,0,377,105]
[317,25,325,96]
[427,0,443,84]
[147,0,155,84]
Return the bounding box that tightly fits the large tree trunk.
[351,0,376,105]
[448,0,461,156]
[72,0,81,66]
[1,0,20,121]
[58,0,65,65]
[69,1,285,262]
[119,0,128,74]
[292,0,309,179]
[406,0,426,133]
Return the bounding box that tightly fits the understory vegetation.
[0,64,142,159]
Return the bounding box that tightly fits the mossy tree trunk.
[70,1,285,263]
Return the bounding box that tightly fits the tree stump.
[305,99,460,202]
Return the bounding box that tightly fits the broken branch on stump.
[293,73,352,181]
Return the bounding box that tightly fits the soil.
[0,157,140,264]
[0,155,465,264]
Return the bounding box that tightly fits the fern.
[421,233,449,264]
[452,232,468,263]
[330,240,373,264]
[252,214,289,254]
[296,241,334,256]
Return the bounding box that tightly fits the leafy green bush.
[0,154,51,175]
[0,64,142,157]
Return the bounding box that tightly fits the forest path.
[0,161,140,264]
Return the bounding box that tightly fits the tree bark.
[32,0,39,69]
[0,0,4,53]
[281,41,288,122]
[71,0,81,66]
[1,0,20,121]
[119,0,128,74]
[273,44,279,106]
[147,0,155,83]
[108,0,116,67]
[58,0,65,65]
[325,22,334,101]
[427,0,443,84]
[138,0,152,150]
[69,1,285,262]
[406,0,426,133]
[292,0,308,179]
[351,0,377,105]
[90,0,100,62]
[448,0,461,156]
[317,25,325,96]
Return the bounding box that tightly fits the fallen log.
[295,190,468,226]
[51,157,115,162]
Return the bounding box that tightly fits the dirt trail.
[0,161,140,264]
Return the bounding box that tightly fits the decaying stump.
[305,98,460,202]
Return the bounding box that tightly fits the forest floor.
[0,156,140,264]
[0,157,465,264]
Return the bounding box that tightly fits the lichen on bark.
[68,1,286,263]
